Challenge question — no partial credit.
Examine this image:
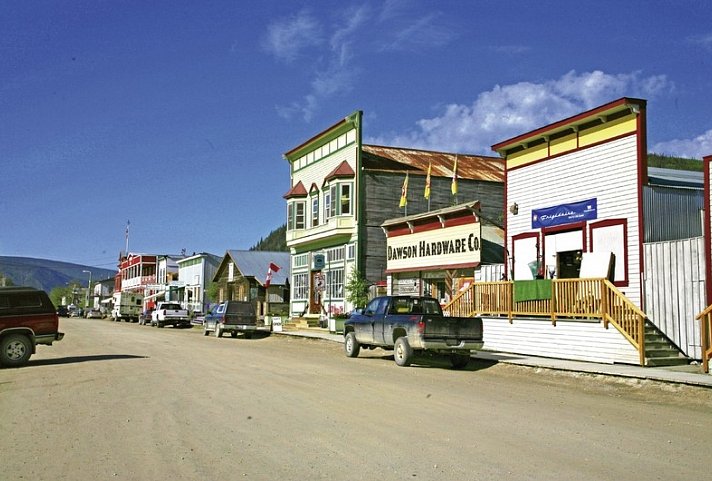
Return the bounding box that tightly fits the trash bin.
[334,317,346,334]
[328,316,335,333]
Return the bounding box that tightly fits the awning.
[144,291,166,301]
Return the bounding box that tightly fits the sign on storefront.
[386,222,481,271]
[532,198,597,229]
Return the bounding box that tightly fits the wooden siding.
[644,237,705,358]
[362,171,504,285]
[507,134,642,307]
[481,316,640,364]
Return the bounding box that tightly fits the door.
[309,271,323,314]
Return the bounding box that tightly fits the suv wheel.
[344,332,360,358]
[394,337,413,367]
[1,334,33,367]
[215,324,223,338]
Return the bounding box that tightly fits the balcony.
[286,216,356,248]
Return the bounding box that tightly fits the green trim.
[291,140,356,173]
[285,111,360,162]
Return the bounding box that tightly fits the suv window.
[226,302,254,315]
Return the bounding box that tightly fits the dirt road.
[1,318,711,481]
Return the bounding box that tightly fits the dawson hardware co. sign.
[386,222,481,272]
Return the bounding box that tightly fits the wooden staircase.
[643,321,690,367]
[282,315,323,331]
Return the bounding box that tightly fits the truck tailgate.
[422,316,483,343]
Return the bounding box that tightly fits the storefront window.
[293,273,308,300]
[326,268,344,299]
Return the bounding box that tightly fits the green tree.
[50,284,77,307]
[345,267,369,309]
[205,281,220,303]
[0,272,14,287]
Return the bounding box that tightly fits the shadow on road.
[359,354,498,371]
[27,354,149,367]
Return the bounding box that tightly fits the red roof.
[283,181,308,199]
[324,160,355,182]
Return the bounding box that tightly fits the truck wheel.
[1,333,33,367]
[203,324,209,336]
[394,337,413,367]
[243,332,252,339]
[230,332,237,338]
[215,325,223,338]
[344,332,360,358]
[449,353,471,369]
[157,322,164,328]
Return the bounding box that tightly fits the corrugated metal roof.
[362,144,504,183]
[225,250,291,286]
[648,167,704,189]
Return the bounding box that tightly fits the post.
[82,270,92,308]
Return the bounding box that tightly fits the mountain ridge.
[0,256,117,292]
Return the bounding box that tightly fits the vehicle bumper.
[221,324,270,333]
[419,339,483,352]
[35,332,65,345]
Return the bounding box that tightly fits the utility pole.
[82,270,92,308]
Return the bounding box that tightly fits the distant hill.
[648,153,703,171]
[250,224,287,252]
[0,256,116,292]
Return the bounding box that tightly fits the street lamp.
[82,270,92,308]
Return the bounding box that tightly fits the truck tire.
[394,337,413,367]
[344,332,360,358]
[203,324,209,336]
[449,353,471,369]
[1,333,33,367]
[230,332,237,338]
[215,325,223,338]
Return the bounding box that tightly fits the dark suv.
[0,287,65,367]
[203,300,267,338]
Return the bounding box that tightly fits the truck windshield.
[162,304,181,309]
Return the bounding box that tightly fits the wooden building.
[283,111,504,318]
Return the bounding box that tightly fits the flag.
[451,156,458,195]
[265,262,281,288]
[399,173,409,207]
[424,162,431,199]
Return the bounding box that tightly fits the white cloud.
[652,130,712,159]
[262,10,322,63]
[367,70,672,154]
[688,33,712,51]
[271,3,455,122]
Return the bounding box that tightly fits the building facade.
[177,253,221,314]
[283,111,505,317]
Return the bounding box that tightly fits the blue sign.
[532,198,597,229]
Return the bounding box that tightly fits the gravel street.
[2,318,711,481]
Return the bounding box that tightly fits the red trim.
[635,104,647,307]
[704,155,712,305]
[385,262,479,274]
[444,215,476,228]
[504,160,509,279]
[284,117,347,158]
[386,226,412,238]
[506,131,636,172]
[492,97,643,151]
[589,219,629,287]
[412,222,442,234]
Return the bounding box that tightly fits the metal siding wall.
[507,135,641,307]
[643,186,703,242]
[643,237,705,358]
[362,171,504,285]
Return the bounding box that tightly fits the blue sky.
[2,0,711,269]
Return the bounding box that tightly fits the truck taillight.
[417,320,425,334]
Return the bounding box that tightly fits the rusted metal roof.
[362,144,504,182]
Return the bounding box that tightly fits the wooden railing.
[445,278,647,365]
[695,304,712,374]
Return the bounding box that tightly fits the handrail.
[695,304,712,374]
[443,278,647,365]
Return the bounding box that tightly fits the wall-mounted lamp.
[509,203,519,215]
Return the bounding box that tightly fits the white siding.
[644,237,705,358]
[507,134,642,307]
[482,317,640,364]
[292,143,357,196]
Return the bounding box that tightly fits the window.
[340,183,351,215]
[324,189,331,221]
[329,185,337,218]
[311,195,319,227]
[327,246,344,263]
[295,202,305,229]
[287,203,293,231]
[326,267,344,299]
[293,273,308,300]
[346,243,355,260]
[589,219,628,286]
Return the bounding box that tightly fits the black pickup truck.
[343,295,483,368]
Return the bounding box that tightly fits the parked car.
[0,286,64,367]
[56,305,69,317]
[190,311,205,326]
[151,302,191,328]
[203,300,268,338]
[344,295,483,368]
[85,308,103,319]
[69,307,83,318]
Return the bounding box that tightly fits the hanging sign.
[532,198,597,229]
